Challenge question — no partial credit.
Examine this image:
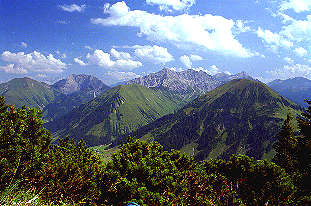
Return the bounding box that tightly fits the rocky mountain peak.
[52,74,109,95]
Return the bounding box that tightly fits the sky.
[1,0,311,85]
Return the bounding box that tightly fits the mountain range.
[0,74,110,120]
[45,84,183,145]
[125,79,301,160]
[1,69,307,161]
[127,68,254,95]
[268,77,311,107]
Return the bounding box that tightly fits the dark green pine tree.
[273,114,297,174]
[296,100,311,196]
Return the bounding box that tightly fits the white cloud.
[267,64,311,79]
[256,27,293,50]
[180,55,192,68]
[1,51,66,73]
[21,42,27,48]
[280,0,311,13]
[106,71,141,81]
[59,4,86,12]
[280,16,311,44]
[134,45,174,64]
[284,57,294,64]
[110,48,132,60]
[180,54,203,69]
[91,1,254,58]
[86,49,142,70]
[74,57,87,66]
[294,47,308,57]
[167,67,185,72]
[192,65,222,75]
[0,64,28,74]
[190,54,203,61]
[146,0,195,11]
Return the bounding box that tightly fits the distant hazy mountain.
[126,79,301,161]
[0,77,59,109]
[268,77,311,107]
[46,84,182,146]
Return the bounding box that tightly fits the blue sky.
[1,0,311,85]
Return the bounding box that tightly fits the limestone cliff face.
[127,68,254,94]
[127,68,222,94]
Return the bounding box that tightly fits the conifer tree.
[296,100,311,196]
[273,114,297,174]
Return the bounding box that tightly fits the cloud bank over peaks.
[146,0,195,11]
[91,1,255,58]
[1,51,66,74]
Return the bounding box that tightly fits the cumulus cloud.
[134,45,174,64]
[1,51,66,73]
[256,27,293,50]
[189,54,203,61]
[59,4,86,12]
[91,1,254,58]
[80,49,142,70]
[0,64,28,74]
[21,42,27,48]
[146,0,195,11]
[179,55,192,68]
[74,57,87,66]
[180,54,203,69]
[110,48,132,60]
[267,64,311,79]
[294,47,308,57]
[280,0,311,13]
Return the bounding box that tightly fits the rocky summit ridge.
[127,68,253,94]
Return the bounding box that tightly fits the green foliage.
[0,96,51,190]
[273,114,298,173]
[295,100,311,197]
[200,155,295,205]
[36,137,104,204]
[0,95,305,205]
[100,139,237,205]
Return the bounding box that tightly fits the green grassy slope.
[129,79,302,160]
[0,77,59,109]
[46,84,183,146]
